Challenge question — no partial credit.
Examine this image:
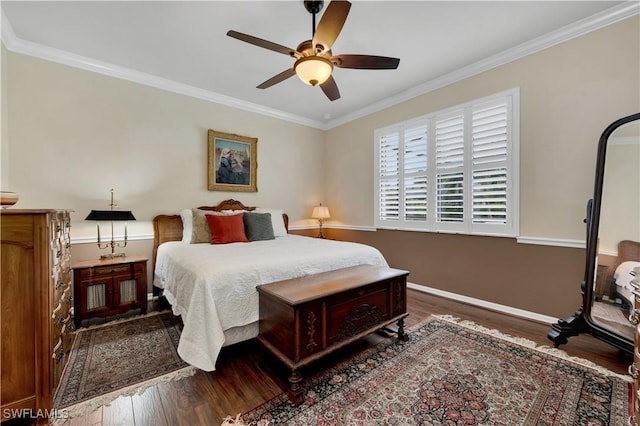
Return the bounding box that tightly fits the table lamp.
[85,189,135,259]
[311,203,330,239]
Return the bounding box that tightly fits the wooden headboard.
[152,199,289,274]
[605,240,640,280]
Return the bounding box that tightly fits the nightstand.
[73,255,148,327]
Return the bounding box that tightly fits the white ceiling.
[1,1,635,129]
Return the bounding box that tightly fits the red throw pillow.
[205,213,248,244]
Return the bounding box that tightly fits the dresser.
[634,290,640,425]
[627,267,640,426]
[0,210,74,421]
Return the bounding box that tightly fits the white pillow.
[180,209,192,243]
[255,208,287,237]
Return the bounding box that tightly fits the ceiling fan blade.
[332,54,400,70]
[320,75,341,101]
[312,1,351,53]
[227,30,297,57]
[257,68,296,89]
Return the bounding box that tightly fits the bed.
[152,199,389,371]
[607,240,640,308]
[591,240,640,339]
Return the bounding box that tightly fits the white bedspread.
[614,261,640,304]
[154,235,388,371]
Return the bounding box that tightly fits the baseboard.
[149,282,558,324]
[407,282,559,325]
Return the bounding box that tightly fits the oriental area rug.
[223,315,632,426]
[53,311,196,420]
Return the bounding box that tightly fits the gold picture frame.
[208,130,257,192]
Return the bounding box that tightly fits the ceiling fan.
[227,0,400,101]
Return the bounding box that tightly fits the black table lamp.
[85,189,135,259]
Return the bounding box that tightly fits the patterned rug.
[53,311,196,419]
[223,315,632,426]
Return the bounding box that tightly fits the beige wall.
[2,18,638,319]
[4,52,326,241]
[321,17,639,319]
[600,141,640,254]
[324,17,639,242]
[1,46,8,189]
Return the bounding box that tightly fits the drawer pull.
[358,290,365,296]
[95,266,130,274]
[628,363,638,379]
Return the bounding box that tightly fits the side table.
[73,255,148,327]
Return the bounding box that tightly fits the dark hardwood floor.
[56,289,631,426]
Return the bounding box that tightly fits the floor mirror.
[548,112,640,353]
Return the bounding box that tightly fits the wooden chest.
[257,264,409,403]
[1,210,73,421]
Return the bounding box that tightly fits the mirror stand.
[548,112,640,354]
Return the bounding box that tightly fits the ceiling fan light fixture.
[294,56,333,86]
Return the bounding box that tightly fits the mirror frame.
[548,112,640,352]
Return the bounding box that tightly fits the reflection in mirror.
[589,119,640,342]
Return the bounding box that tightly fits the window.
[374,89,519,237]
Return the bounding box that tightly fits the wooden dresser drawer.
[77,262,140,279]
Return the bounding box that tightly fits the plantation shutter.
[471,99,510,230]
[403,125,428,222]
[435,113,465,229]
[377,130,400,223]
[374,89,517,236]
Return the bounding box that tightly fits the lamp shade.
[85,210,136,221]
[294,56,333,86]
[312,205,331,220]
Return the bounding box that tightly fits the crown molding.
[324,1,640,129]
[3,3,638,131]
[0,10,325,130]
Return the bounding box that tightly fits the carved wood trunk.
[257,265,408,403]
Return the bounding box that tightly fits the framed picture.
[208,130,257,192]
